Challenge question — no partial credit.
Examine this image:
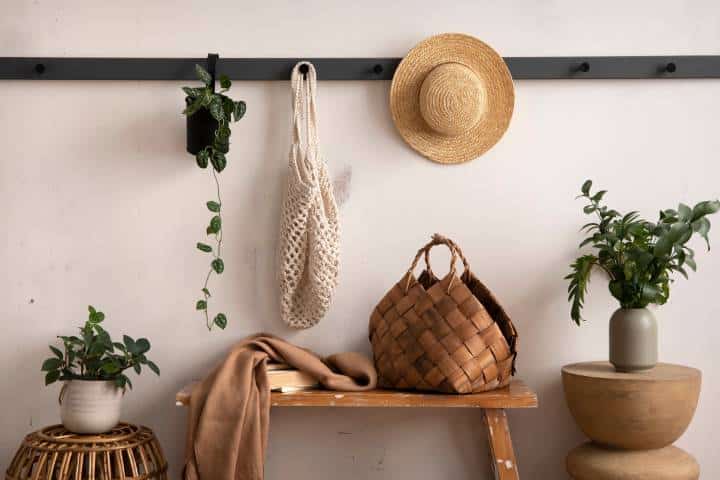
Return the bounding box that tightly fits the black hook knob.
[665,62,677,73]
[577,62,590,73]
[298,63,309,80]
[34,63,45,74]
[373,64,384,75]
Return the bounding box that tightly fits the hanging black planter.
[185,99,219,155]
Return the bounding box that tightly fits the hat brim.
[390,33,515,164]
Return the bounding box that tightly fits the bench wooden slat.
[175,379,537,409]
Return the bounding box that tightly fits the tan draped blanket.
[183,334,377,480]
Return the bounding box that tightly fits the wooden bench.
[176,380,538,480]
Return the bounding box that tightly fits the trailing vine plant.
[182,65,246,330]
[565,180,719,325]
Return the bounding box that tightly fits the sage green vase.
[609,308,658,372]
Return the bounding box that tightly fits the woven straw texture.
[390,33,514,164]
[278,62,340,329]
[5,423,167,480]
[369,234,518,394]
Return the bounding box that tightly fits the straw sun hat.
[390,33,515,164]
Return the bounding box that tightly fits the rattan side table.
[5,423,168,480]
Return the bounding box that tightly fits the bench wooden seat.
[176,379,537,479]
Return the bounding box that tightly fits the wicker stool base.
[5,423,168,480]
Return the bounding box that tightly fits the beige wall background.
[2,1,720,478]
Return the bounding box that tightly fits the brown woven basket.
[369,234,518,394]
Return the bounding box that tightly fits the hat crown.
[419,62,487,137]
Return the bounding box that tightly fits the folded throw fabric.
[183,334,377,480]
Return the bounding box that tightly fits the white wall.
[2,1,720,478]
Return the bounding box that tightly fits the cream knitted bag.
[278,62,340,329]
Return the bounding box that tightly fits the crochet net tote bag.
[278,62,340,329]
[369,234,518,393]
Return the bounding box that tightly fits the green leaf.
[196,150,209,169]
[608,280,623,301]
[41,357,63,371]
[566,255,597,325]
[135,338,150,354]
[133,363,141,374]
[233,101,247,122]
[195,64,213,86]
[221,97,235,119]
[147,361,160,375]
[196,300,207,310]
[202,287,211,296]
[623,260,636,281]
[581,180,592,196]
[123,335,140,355]
[196,242,213,253]
[49,345,64,360]
[212,258,225,274]
[654,223,690,257]
[211,151,227,172]
[219,75,231,89]
[591,190,607,202]
[583,205,595,214]
[182,87,204,98]
[183,97,204,116]
[692,200,720,221]
[579,237,595,248]
[692,217,711,250]
[215,124,231,141]
[209,97,225,122]
[45,370,61,386]
[678,203,692,222]
[209,215,222,233]
[101,360,120,375]
[206,201,221,212]
[685,256,697,271]
[214,313,227,329]
[88,305,96,315]
[115,374,133,391]
[200,89,214,106]
[640,284,661,305]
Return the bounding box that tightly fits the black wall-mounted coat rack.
[2,56,720,81]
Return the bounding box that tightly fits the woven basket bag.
[369,234,518,394]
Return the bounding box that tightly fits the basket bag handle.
[404,234,468,293]
[423,235,470,280]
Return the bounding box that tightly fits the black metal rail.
[2,56,720,80]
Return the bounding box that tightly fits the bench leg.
[483,408,520,480]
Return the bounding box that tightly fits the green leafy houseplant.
[41,306,159,390]
[566,180,720,325]
[182,65,246,330]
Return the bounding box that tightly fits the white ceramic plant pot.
[59,380,123,434]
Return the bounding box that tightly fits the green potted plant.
[566,180,719,372]
[41,306,159,433]
[182,64,246,331]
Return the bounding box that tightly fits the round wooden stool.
[567,442,699,480]
[5,423,168,480]
[562,362,701,479]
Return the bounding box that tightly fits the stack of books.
[267,363,319,393]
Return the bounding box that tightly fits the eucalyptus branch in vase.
[182,64,246,330]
